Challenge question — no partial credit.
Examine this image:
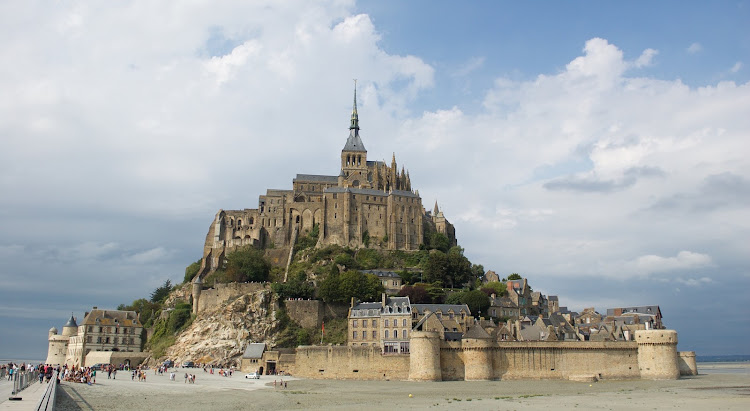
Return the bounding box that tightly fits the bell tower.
[341,80,368,188]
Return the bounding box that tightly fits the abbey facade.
[195,88,456,281]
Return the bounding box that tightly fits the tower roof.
[64,314,77,328]
[343,81,366,152]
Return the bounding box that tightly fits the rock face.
[165,287,280,366]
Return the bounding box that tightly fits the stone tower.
[461,326,494,380]
[635,329,680,379]
[340,81,369,189]
[408,330,442,381]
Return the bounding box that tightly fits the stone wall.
[291,345,409,380]
[197,282,266,313]
[285,300,349,329]
[84,351,149,368]
[678,351,698,376]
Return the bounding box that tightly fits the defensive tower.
[635,329,680,379]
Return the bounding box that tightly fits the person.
[284,381,287,389]
[184,372,188,383]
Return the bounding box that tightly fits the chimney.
[381,292,386,308]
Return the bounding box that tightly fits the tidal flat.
[56,363,750,410]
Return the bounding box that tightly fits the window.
[372,330,377,339]
[400,342,410,353]
[362,320,367,328]
[394,330,398,338]
[353,331,357,339]
[402,319,407,327]
[385,330,389,338]
[352,320,358,328]
[384,319,389,327]
[403,329,408,339]
[105,337,110,344]
[372,320,377,327]
[97,337,102,343]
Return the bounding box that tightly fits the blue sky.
[0,0,748,359]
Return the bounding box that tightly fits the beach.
[54,363,750,410]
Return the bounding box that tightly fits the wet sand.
[56,364,750,410]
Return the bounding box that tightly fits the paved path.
[0,378,50,410]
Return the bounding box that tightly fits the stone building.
[46,308,146,368]
[192,86,456,284]
[349,294,412,354]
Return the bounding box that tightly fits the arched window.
[237,219,242,227]
[295,216,300,224]
[403,329,408,338]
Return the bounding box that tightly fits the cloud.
[633,251,712,274]
[687,42,703,54]
[453,57,485,77]
[633,48,658,68]
[730,62,742,73]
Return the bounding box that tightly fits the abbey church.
[195,87,456,278]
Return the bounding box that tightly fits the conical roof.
[64,314,77,328]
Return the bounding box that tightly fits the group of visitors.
[61,365,95,385]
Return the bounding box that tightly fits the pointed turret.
[342,81,366,153]
[433,201,439,215]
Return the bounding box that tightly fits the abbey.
[195,87,456,279]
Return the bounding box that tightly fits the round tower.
[462,338,494,380]
[192,275,203,315]
[45,326,68,365]
[635,330,680,380]
[678,351,698,376]
[62,314,78,337]
[409,331,442,381]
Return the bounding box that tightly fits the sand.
[56,363,750,410]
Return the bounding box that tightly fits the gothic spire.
[434,201,439,215]
[349,79,359,132]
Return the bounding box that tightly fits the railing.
[11,368,41,396]
[34,370,59,411]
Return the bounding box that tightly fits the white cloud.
[453,57,486,77]
[633,48,658,68]
[730,62,742,73]
[687,42,702,54]
[633,251,712,274]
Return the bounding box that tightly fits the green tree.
[271,270,315,300]
[334,252,358,270]
[150,279,173,304]
[355,248,381,270]
[481,281,507,297]
[429,232,451,253]
[445,290,490,318]
[507,273,522,280]
[183,260,201,283]
[423,250,448,285]
[318,270,384,303]
[445,246,472,289]
[224,246,271,282]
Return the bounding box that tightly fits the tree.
[183,260,201,283]
[461,289,490,317]
[445,289,490,318]
[318,270,384,303]
[397,285,431,304]
[481,281,507,297]
[423,250,448,285]
[507,273,522,280]
[224,246,271,283]
[272,270,314,300]
[429,232,451,253]
[445,246,472,289]
[150,279,173,303]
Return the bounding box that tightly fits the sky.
[1,0,748,359]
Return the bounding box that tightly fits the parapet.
[635,329,677,345]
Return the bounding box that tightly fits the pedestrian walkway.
[0,378,51,410]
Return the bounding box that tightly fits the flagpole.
[320,321,324,345]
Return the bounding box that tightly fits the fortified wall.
[194,282,266,314]
[284,300,349,328]
[286,330,694,382]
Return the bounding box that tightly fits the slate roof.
[81,309,140,327]
[412,304,471,316]
[293,174,339,183]
[606,305,661,317]
[242,343,265,359]
[463,325,492,339]
[343,130,367,152]
[64,315,78,328]
[361,269,401,279]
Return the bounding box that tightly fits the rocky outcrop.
[164,287,280,366]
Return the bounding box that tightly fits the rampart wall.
[291,346,409,380]
[288,338,677,382]
[197,282,266,313]
[285,300,349,328]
